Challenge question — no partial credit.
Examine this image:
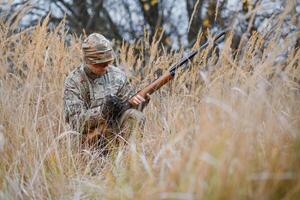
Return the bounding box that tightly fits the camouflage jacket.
[63,64,135,134]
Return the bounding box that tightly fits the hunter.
[63,33,148,148]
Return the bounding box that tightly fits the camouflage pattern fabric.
[82,108,146,150]
[82,33,115,64]
[118,108,146,141]
[63,64,138,134]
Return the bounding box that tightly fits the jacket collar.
[83,64,108,80]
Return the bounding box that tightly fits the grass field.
[0,13,300,199]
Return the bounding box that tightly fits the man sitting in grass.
[63,33,148,148]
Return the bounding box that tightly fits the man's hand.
[102,95,128,121]
[130,94,150,110]
[130,94,145,105]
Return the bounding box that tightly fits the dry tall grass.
[0,13,300,200]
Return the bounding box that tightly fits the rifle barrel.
[128,31,226,106]
[169,31,225,74]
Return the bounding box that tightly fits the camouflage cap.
[82,33,115,64]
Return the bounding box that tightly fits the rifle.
[128,31,226,106]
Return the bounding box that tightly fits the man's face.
[87,61,112,75]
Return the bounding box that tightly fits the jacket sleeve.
[116,73,149,111]
[63,78,106,134]
[116,74,136,101]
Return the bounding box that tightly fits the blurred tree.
[49,0,123,40]
[186,0,203,43]
[0,0,299,49]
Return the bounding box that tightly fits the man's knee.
[119,109,146,128]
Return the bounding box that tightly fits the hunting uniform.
[63,33,145,147]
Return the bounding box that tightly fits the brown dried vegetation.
[0,13,300,200]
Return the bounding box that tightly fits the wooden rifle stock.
[128,72,173,105]
[128,31,226,106]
